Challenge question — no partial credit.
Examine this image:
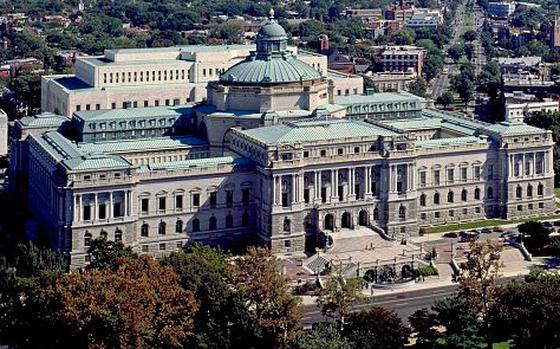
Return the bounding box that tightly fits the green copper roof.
[77,136,207,154]
[220,53,321,85]
[146,156,251,171]
[74,105,193,122]
[62,154,130,171]
[220,12,321,85]
[18,112,69,129]
[379,117,441,131]
[240,119,397,145]
[416,136,489,150]
[483,121,545,136]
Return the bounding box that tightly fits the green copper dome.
[220,9,321,85]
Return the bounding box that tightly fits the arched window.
[209,216,217,230]
[538,183,544,196]
[461,189,467,202]
[527,185,533,197]
[283,218,291,233]
[226,214,233,228]
[192,219,200,232]
[175,220,183,233]
[373,207,379,220]
[114,229,122,242]
[398,206,406,221]
[434,192,440,205]
[447,191,454,203]
[158,221,166,235]
[242,212,249,226]
[516,185,522,198]
[84,232,92,247]
[141,223,149,237]
[419,194,426,206]
[474,188,481,200]
[487,187,494,199]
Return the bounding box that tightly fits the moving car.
[460,231,479,242]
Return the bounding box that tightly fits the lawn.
[425,214,560,234]
[555,187,560,199]
[492,342,511,349]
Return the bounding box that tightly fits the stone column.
[410,163,416,190]
[109,192,113,218]
[349,167,355,198]
[522,153,526,177]
[94,193,98,220]
[292,174,297,204]
[129,190,135,216]
[391,165,396,193]
[299,172,305,202]
[124,190,129,216]
[331,169,336,201]
[365,166,371,195]
[532,152,536,176]
[547,150,553,173]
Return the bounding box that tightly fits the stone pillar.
[94,193,98,220]
[124,190,129,216]
[391,165,396,193]
[109,192,113,218]
[410,163,416,190]
[522,153,526,177]
[299,172,305,202]
[365,166,371,195]
[349,167,355,198]
[292,174,297,204]
[129,190,135,216]
[547,150,553,173]
[532,152,536,176]
[331,169,337,201]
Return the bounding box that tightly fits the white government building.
[10,15,556,267]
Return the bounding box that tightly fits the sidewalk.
[299,253,538,306]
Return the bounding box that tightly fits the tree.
[233,247,302,347]
[289,322,351,349]
[436,91,454,107]
[448,44,465,61]
[457,240,504,349]
[409,308,439,348]
[390,29,415,45]
[423,54,444,81]
[343,306,411,349]
[87,236,136,270]
[408,77,428,97]
[162,245,256,349]
[462,30,478,41]
[0,256,197,349]
[315,268,365,329]
[491,269,560,348]
[517,221,552,255]
[431,297,484,348]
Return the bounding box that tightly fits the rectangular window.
[419,171,426,187]
[141,199,149,213]
[449,210,454,217]
[159,243,166,251]
[226,190,234,205]
[434,211,440,218]
[210,192,217,207]
[98,204,106,219]
[144,100,149,107]
[461,167,467,182]
[433,170,440,186]
[173,98,180,106]
[83,205,91,221]
[141,245,149,252]
[111,103,116,109]
[447,168,454,183]
[95,104,100,110]
[304,189,310,203]
[284,240,291,248]
[242,188,250,204]
[76,105,81,112]
[487,164,494,180]
[155,100,160,107]
[303,151,309,158]
[165,99,170,106]
[158,197,166,211]
[320,150,327,156]
[192,193,200,207]
[113,202,122,217]
[474,166,481,180]
[175,195,183,209]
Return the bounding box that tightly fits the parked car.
[544,221,554,228]
[481,228,493,234]
[443,232,458,238]
[493,226,504,233]
[460,231,479,242]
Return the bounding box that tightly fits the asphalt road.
[301,276,520,327]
